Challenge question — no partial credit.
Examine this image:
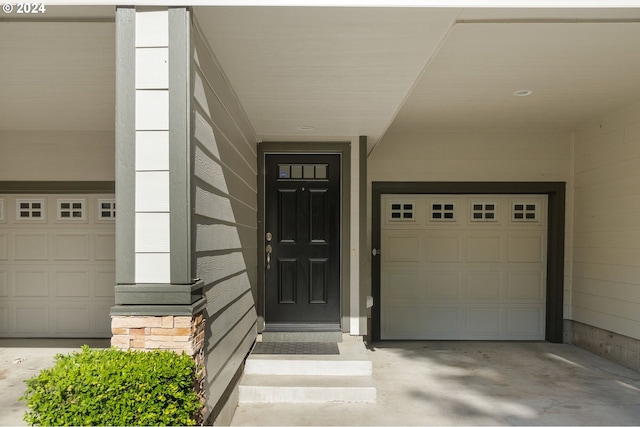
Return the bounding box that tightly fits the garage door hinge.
[372,248,381,256]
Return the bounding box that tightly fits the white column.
[350,137,360,335]
[134,8,171,283]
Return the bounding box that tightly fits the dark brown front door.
[264,153,341,329]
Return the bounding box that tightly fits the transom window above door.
[278,164,328,180]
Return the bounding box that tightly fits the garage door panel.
[382,307,423,339]
[425,271,461,299]
[94,304,114,335]
[14,269,49,297]
[385,234,420,263]
[424,232,462,263]
[96,270,116,297]
[507,271,544,300]
[425,307,460,335]
[508,233,545,263]
[14,233,48,261]
[0,304,8,333]
[0,232,8,260]
[506,307,544,337]
[383,270,422,299]
[467,233,502,263]
[465,308,501,336]
[95,232,116,261]
[0,269,7,297]
[15,305,50,334]
[54,268,90,297]
[465,271,502,300]
[57,305,91,335]
[53,233,90,261]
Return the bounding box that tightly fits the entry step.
[245,358,372,376]
[238,375,376,403]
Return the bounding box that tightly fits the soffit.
[389,19,640,132]
[193,6,462,148]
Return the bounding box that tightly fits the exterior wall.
[0,130,114,181]
[191,15,258,424]
[572,102,640,341]
[368,130,572,318]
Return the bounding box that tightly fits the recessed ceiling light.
[297,125,315,131]
[513,89,533,97]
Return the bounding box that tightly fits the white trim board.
[38,1,640,8]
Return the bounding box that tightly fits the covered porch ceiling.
[2,5,640,153]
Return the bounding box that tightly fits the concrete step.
[238,338,376,404]
[238,375,376,403]
[245,358,372,376]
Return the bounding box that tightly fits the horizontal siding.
[193,106,257,191]
[190,18,258,421]
[573,101,640,340]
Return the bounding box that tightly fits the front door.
[264,153,341,329]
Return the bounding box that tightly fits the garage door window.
[57,199,85,220]
[388,201,415,222]
[430,201,456,222]
[512,202,539,222]
[98,199,116,220]
[470,201,498,222]
[16,199,45,220]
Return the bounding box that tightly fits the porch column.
[111,6,204,356]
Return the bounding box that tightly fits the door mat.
[252,342,339,355]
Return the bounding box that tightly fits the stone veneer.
[111,313,206,423]
[565,319,640,373]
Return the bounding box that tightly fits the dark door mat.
[253,342,339,355]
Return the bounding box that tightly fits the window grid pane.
[389,201,415,222]
[57,199,85,221]
[470,201,498,222]
[98,199,116,221]
[513,202,539,222]
[430,201,456,222]
[16,199,46,220]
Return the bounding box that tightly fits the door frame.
[371,181,566,343]
[257,142,351,332]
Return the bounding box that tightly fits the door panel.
[264,154,341,327]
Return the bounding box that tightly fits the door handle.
[265,244,272,270]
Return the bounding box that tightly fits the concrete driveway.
[231,341,640,426]
[2,340,640,426]
[0,338,110,426]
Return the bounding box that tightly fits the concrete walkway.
[231,341,640,426]
[0,338,110,426]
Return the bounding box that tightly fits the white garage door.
[0,194,115,337]
[381,194,547,340]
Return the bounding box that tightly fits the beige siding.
[572,102,640,340]
[190,19,258,418]
[0,130,114,181]
[368,130,572,317]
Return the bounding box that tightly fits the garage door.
[381,194,546,340]
[0,194,115,337]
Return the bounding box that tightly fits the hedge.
[21,345,202,426]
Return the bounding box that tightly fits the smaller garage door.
[0,194,115,337]
[381,194,546,340]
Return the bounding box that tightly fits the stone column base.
[111,313,206,423]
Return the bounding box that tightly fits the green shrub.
[21,345,203,426]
